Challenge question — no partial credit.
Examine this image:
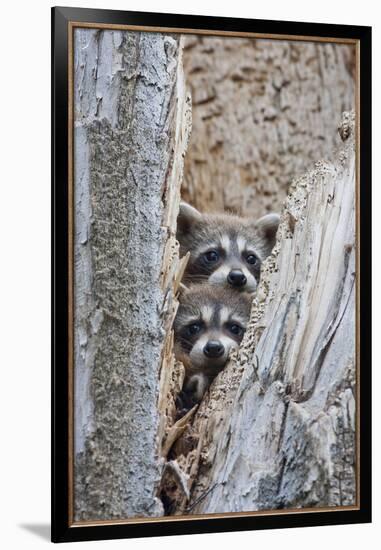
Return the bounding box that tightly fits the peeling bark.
[73,29,356,521]
[172,111,356,515]
[73,29,191,521]
[182,36,355,219]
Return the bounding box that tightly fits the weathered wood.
[73,28,191,520]
[73,30,356,519]
[182,36,355,219]
[173,111,356,514]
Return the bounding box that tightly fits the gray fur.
[174,284,252,405]
[177,202,279,291]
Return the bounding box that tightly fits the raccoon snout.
[227,270,247,287]
[203,340,224,358]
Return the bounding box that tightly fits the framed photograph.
[52,6,371,543]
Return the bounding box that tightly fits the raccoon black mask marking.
[177,202,280,293]
[174,284,252,409]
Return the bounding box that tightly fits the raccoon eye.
[227,323,244,337]
[245,253,258,265]
[204,250,219,263]
[187,322,203,336]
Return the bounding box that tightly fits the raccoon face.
[177,203,280,293]
[174,285,251,376]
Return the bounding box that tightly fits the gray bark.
[73,29,356,520]
[73,28,190,521]
[172,112,356,514]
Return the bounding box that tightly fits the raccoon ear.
[255,213,280,247]
[177,202,202,235]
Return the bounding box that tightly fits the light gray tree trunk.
[171,112,356,514]
[72,28,356,521]
[182,36,355,220]
[73,28,191,521]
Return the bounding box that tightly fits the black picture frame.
[52,5,372,543]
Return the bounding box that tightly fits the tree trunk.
[171,111,356,514]
[73,29,356,521]
[182,36,355,219]
[73,28,191,521]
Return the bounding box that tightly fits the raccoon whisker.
[179,336,193,344]
[173,284,252,405]
[185,271,210,278]
[177,203,279,290]
[184,274,210,282]
[178,336,194,351]
[175,204,279,405]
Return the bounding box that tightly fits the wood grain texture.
[172,111,356,515]
[182,35,355,219]
[73,28,190,521]
[72,30,357,520]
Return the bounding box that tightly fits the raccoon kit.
[173,284,252,411]
[177,202,280,293]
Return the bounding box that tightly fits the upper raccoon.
[174,284,251,409]
[177,202,279,293]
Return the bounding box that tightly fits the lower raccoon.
[177,202,279,293]
[174,284,251,412]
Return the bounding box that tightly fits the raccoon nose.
[203,340,224,358]
[227,270,247,287]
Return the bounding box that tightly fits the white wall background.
[0,0,377,547]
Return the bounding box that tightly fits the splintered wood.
[168,112,356,515]
[157,37,192,460]
[74,30,191,521]
[73,26,357,520]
